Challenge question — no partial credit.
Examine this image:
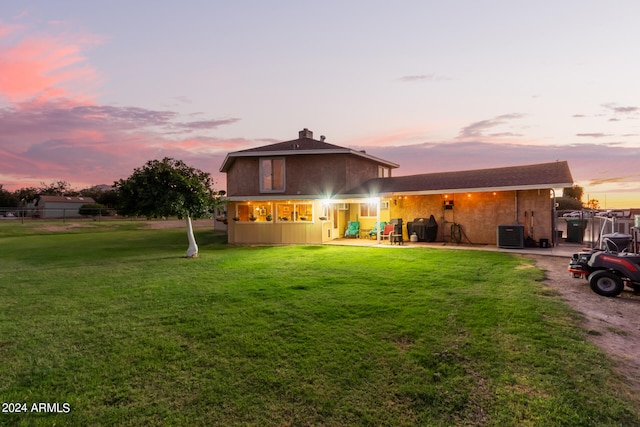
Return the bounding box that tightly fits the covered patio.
[324,235,584,258]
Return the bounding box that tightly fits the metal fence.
[560,216,637,248]
[1,207,117,223]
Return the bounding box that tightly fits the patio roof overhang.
[225,182,571,203]
[225,195,326,202]
[339,183,572,199]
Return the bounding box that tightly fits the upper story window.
[378,166,390,178]
[260,158,285,192]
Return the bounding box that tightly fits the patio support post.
[376,197,381,244]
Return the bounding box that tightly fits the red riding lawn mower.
[568,230,640,297]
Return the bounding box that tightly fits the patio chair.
[381,223,395,242]
[369,221,387,239]
[344,221,360,238]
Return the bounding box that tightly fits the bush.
[556,196,582,211]
[79,203,108,217]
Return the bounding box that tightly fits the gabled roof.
[219,129,399,172]
[37,195,96,204]
[343,161,574,197]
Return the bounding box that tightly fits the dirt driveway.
[530,255,640,404]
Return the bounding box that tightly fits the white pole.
[186,216,199,257]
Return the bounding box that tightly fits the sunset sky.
[1,1,639,208]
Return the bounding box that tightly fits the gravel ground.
[530,254,640,409]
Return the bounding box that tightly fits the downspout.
[551,189,557,247]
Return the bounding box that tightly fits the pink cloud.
[0,96,243,191]
[0,20,102,103]
[0,22,22,39]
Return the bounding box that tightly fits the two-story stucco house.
[220,129,574,246]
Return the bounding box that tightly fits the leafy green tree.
[114,158,224,257]
[96,189,119,208]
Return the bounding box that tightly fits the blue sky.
[1,1,639,207]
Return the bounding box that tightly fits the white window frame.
[378,166,390,178]
[360,202,378,218]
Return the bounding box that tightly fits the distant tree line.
[2,158,225,258]
[0,181,119,209]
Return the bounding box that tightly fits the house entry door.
[332,206,339,239]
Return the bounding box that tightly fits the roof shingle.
[219,130,399,172]
[345,161,574,196]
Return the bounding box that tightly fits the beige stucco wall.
[335,190,553,244]
[386,190,553,244]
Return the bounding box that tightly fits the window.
[236,204,251,221]
[360,202,378,217]
[260,158,285,192]
[276,202,313,222]
[378,166,390,178]
[235,203,273,222]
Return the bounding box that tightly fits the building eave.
[226,183,571,203]
[219,149,399,173]
[226,195,326,202]
[336,183,573,199]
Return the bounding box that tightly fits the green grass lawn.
[1,221,638,426]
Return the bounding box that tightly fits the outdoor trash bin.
[566,219,587,243]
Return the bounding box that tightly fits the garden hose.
[450,223,476,245]
[450,223,462,243]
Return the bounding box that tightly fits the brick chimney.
[298,128,313,139]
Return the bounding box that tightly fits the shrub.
[79,203,108,217]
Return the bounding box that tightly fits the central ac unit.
[497,225,524,249]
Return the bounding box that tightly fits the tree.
[586,198,600,210]
[563,185,584,203]
[0,185,19,207]
[79,185,119,208]
[556,196,583,211]
[114,158,224,257]
[38,181,75,196]
[15,187,39,204]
